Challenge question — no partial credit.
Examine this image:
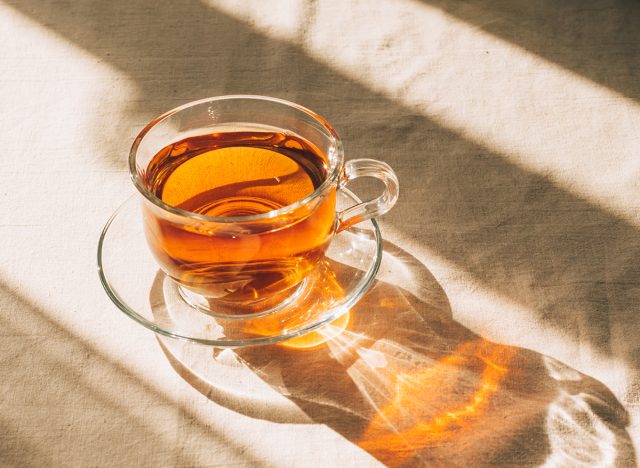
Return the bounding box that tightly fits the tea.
[142,131,337,312]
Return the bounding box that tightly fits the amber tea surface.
[142,131,337,312]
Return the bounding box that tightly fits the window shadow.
[0,417,56,465]
[420,0,640,102]
[159,242,636,466]
[0,281,265,466]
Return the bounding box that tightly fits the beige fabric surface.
[1,0,639,466]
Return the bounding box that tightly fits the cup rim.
[129,95,344,223]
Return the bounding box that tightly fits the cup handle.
[336,158,399,232]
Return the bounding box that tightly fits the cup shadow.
[157,242,636,467]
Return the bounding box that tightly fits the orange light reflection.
[281,312,350,349]
[240,260,350,349]
[357,341,515,466]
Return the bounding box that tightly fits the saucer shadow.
[156,242,635,467]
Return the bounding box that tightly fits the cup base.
[176,278,309,319]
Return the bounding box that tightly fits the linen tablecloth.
[1,0,638,465]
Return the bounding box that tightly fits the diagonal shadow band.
[6,0,640,384]
[420,0,640,103]
[0,416,56,466]
[158,241,636,467]
[0,280,267,467]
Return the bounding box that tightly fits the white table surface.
[1,0,639,466]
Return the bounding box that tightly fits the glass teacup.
[130,96,398,316]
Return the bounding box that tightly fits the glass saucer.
[98,189,382,347]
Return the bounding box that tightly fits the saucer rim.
[97,189,383,348]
